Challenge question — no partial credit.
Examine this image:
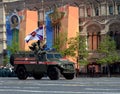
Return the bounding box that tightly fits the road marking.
[86,88,120,91]
[34,83,120,87]
[0,89,119,94]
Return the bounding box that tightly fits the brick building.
[78,0,120,74]
[0,0,120,75]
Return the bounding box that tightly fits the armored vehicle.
[10,41,75,80]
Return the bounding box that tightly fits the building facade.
[79,0,120,74]
[0,2,7,65]
[0,0,120,75]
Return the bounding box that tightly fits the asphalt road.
[0,77,120,94]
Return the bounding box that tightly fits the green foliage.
[7,39,19,54]
[97,35,119,64]
[53,31,67,55]
[3,39,19,66]
[79,59,88,66]
[65,37,78,57]
[65,33,89,65]
[53,32,89,65]
[63,47,76,57]
[98,35,116,54]
[79,36,88,59]
[3,55,9,66]
[78,36,89,65]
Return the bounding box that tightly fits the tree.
[53,31,77,57]
[97,35,120,77]
[78,36,89,65]
[53,31,67,55]
[64,36,77,57]
[64,33,89,65]
[3,55,9,66]
[3,39,19,66]
[7,39,19,54]
[62,33,89,77]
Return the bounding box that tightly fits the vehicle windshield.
[47,54,54,59]
[54,54,62,58]
[47,53,62,59]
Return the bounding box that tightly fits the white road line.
[85,88,120,91]
[0,83,120,88]
[34,83,120,87]
[0,89,119,94]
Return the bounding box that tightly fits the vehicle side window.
[47,54,54,59]
[29,53,34,57]
[54,54,62,58]
[39,53,46,61]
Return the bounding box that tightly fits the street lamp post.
[36,0,44,27]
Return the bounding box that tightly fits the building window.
[80,7,84,17]
[95,7,99,16]
[109,31,120,49]
[87,7,91,17]
[117,5,120,14]
[87,32,100,51]
[114,31,120,49]
[109,6,113,15]
[109,23,120,49]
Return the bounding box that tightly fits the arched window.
[95,7,99,16]
[109,23,120,49]
[117,5,120,14]
[87,7,91,17]
[87,24,101,51]
[87,32,100,51]
[109,5,113,15]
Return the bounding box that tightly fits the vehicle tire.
[47,67,60,80]
[10,54,14,66]
[16,66,28,80]
[63,73,74,80]
[33,73,43,80]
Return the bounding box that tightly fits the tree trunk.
[107,64,111,77]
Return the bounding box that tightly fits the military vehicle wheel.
[48,67,60,80]
[16,66,28,80]
[33,73,43,80]
[63,73,74,80]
